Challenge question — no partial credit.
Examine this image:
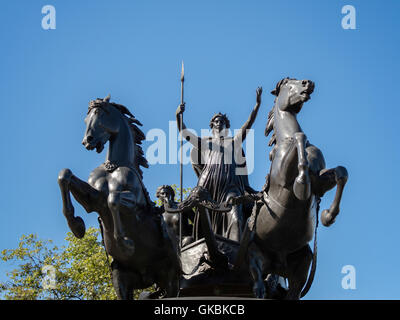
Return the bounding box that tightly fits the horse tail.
[300,197,320,298]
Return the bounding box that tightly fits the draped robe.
[191,135,254,241]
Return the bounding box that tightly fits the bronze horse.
[57,95,180,299]
[247,78,348,299]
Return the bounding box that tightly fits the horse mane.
[265,78,293,146]
[265,106,276,146]
[265,77,294,161]
[108,101,154,209]
[109,102,149,178]
[88,97,149,178]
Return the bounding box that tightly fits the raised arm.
[234,87,262,143]
[176,103,201,147]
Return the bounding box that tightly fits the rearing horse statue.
[246,78,348,299]
[57,95,180,299]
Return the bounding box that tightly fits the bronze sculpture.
[175,87,262,242]
[155,185,194,247]
[58,96,180,299]
[242,78,348,299]
[57,75,348,300]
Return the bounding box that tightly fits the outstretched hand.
[176,102,185,116]
[256,87,263,104]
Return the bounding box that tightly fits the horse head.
[271,78,315,113]
[82,95,121,153]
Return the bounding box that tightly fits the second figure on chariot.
[174,87,263,242]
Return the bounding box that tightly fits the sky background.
[0,0,399,299]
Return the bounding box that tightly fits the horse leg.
[285,245,313,300]
[248,243,268,299]
[163,271,179,298]
[107,191,136,255]
[293,132,311,200]
[264,274,288,299]
[111,261,136,300]
[154,221,181,297]
[156,260,180,298]
[58,168,104,238]
[317,166,348,227]
[164,244,181,298]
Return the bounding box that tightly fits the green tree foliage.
[0,228,116,300]
[1,185,192,300]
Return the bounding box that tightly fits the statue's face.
[280,79,314,111]
[158,187,173,203]
[212,116,226,133]
[159,189,169,200]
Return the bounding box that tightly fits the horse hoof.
[68,216,86,238]
[253,284,266,299]
[321,209,336,227]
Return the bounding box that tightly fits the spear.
[179,61,184,250]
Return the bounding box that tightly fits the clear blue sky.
[1,0,399,299]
